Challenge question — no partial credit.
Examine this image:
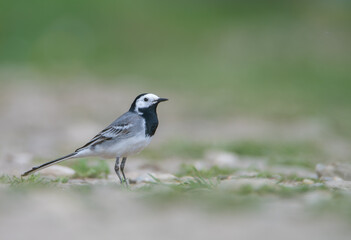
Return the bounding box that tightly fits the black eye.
[144,98,148,102]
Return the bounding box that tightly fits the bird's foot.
[120,178,130,189]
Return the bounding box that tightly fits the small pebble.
[134,172,177,183]
[302,179,314,185]
[40,165,76,177]
[205,150,239,168]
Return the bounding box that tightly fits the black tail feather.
[21,152,77,177]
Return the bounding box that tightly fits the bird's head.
[129,93,168,114]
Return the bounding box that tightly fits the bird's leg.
[120,157,128,185]
[114,157,123,184]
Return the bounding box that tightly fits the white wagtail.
[22,93,168,184]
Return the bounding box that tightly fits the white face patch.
[135,93,160,113]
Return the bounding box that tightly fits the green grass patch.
[0,174,69,187]
[70,159,110,178]
[137,176,257,211]
[137,174,327,211]
[254,171,312,183]
[239,184,327,198]
[176,164,237,178]
[141,174,218,193]
[143,140,324,169]
[224,141,322,169]
[224,141,316,157]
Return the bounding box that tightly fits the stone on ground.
[40,165,76,177]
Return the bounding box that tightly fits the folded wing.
[75,124,132,152]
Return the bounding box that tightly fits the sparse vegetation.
[176,164,237,178]
[70,159,110,178]
[135,173,329,212]
[142,140,324,169]
[0,174,69,187]
[224,141,323,169]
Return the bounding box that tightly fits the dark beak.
[157,98,168,103]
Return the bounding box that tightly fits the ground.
[1,81,351,240]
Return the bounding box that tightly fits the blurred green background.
[1,0,350,135]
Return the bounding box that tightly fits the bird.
[22,93,168,185]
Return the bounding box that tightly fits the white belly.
[93,134,152,158]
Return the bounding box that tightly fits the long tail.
[21,152,77,177]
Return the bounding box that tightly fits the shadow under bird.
[22,93,168,184]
